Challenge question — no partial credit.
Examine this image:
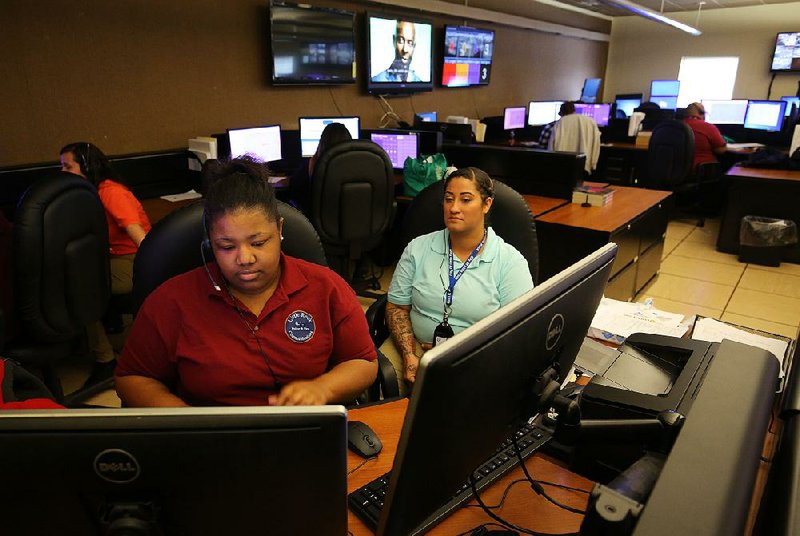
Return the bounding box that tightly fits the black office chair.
[366,179,539,352]
[309,140,396,295]
[132,200,398,402]
[4,173,111,403]
[645,119,720,227]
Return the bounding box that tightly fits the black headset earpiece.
[79,142,90,176]
[200,209,221,291]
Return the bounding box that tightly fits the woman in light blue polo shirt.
[384,167,534,393]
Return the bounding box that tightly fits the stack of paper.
[589,298,688,344]
[692,317,790,378]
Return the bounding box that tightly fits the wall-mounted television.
[270,2,356,85]
[771,32,800,72]
[441,25,495,88]
[581,78,602,103]
[367,13,433,94]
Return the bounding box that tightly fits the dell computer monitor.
[581,78,602,104]
[650,79,680,98]
[615,93,643,118]
[416,111,437,122]
[441,25,495,87]
[227,125,282,162]
[744,100,788,132]
[527,100,564,126]
[0,406,348,535]
[781,96,800,116]
[270,2,356,85]
[574,103,612,127]
[503,106,527,130]
[367,13,433,94]
[701,99,749,125]
[370,131,419,169]
[373,244,618,536]
[299,116,360,157]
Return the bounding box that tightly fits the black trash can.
[739,216,799,266]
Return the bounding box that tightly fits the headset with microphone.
[200,210,222,291]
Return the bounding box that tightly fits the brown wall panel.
[0,0,607,167]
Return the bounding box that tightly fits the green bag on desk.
[403,153,448,197]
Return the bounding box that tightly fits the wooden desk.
[346,399,592,535]
[523,195,568,217]
[533,186,671,301]
[141,197,201,225]
[717,166,800,264]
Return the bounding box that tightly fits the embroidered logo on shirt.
[285,310,315,343]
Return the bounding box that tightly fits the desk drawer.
[635,240,664,296]
[610,226,639,277]
[605,262,636,302]
[637,203,668,253]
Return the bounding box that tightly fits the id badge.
[433,321,455,347]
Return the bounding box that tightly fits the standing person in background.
[684,102,727,170]
[60,142,152,388]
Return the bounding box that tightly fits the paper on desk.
[589,298,688,342]
[160,189,203,202]
[692,317,789,377]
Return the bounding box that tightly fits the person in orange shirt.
[60,142,152,388]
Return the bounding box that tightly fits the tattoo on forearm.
[386,305,417,357]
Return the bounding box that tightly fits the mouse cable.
[466,477,590,514]
[347,456,377,476]
[468,473,578,536]
[511,438,586,516]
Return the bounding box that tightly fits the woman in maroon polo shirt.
[115,157,377,407]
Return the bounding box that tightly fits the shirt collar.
[430,227,499,263]
[205,253,309,304]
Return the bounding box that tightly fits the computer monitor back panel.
[377,244,618,536]
[0,407,348,536]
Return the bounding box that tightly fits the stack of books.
[572,184,614,206]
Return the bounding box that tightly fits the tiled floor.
[64,217,800,407]
[637,218,800,340]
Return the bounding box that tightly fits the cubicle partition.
[442,143,585,200]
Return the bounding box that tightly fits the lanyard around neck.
[445,229,487,310]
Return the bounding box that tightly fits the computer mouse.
[347,420,382,458]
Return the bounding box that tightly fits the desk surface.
[523,195,569,217]
[141,197,200,226]
[535,185,671,233]
[727,166,800,182]
[346,399,592,535]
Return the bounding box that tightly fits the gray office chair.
[4,173,111,403]
[309,140,396,295]
[646,120,719,227]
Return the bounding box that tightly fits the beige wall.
[605,4,800,103]
[0,0,608,167]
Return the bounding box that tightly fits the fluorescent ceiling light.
[602,0,702,35]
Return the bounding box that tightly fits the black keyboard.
[348,421,552,532]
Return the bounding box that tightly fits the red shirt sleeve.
[327,280,377,368]
[100,181,148,229]
[117,287,180,385]
[707,123,726,149]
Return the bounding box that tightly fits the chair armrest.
[695,162,721,182]
[365,294,390,347]
[373,348,400,400]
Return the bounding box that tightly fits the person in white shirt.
[548,101,601,177]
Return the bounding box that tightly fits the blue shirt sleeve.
[388,239,417,306]
[497,245,534,306]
